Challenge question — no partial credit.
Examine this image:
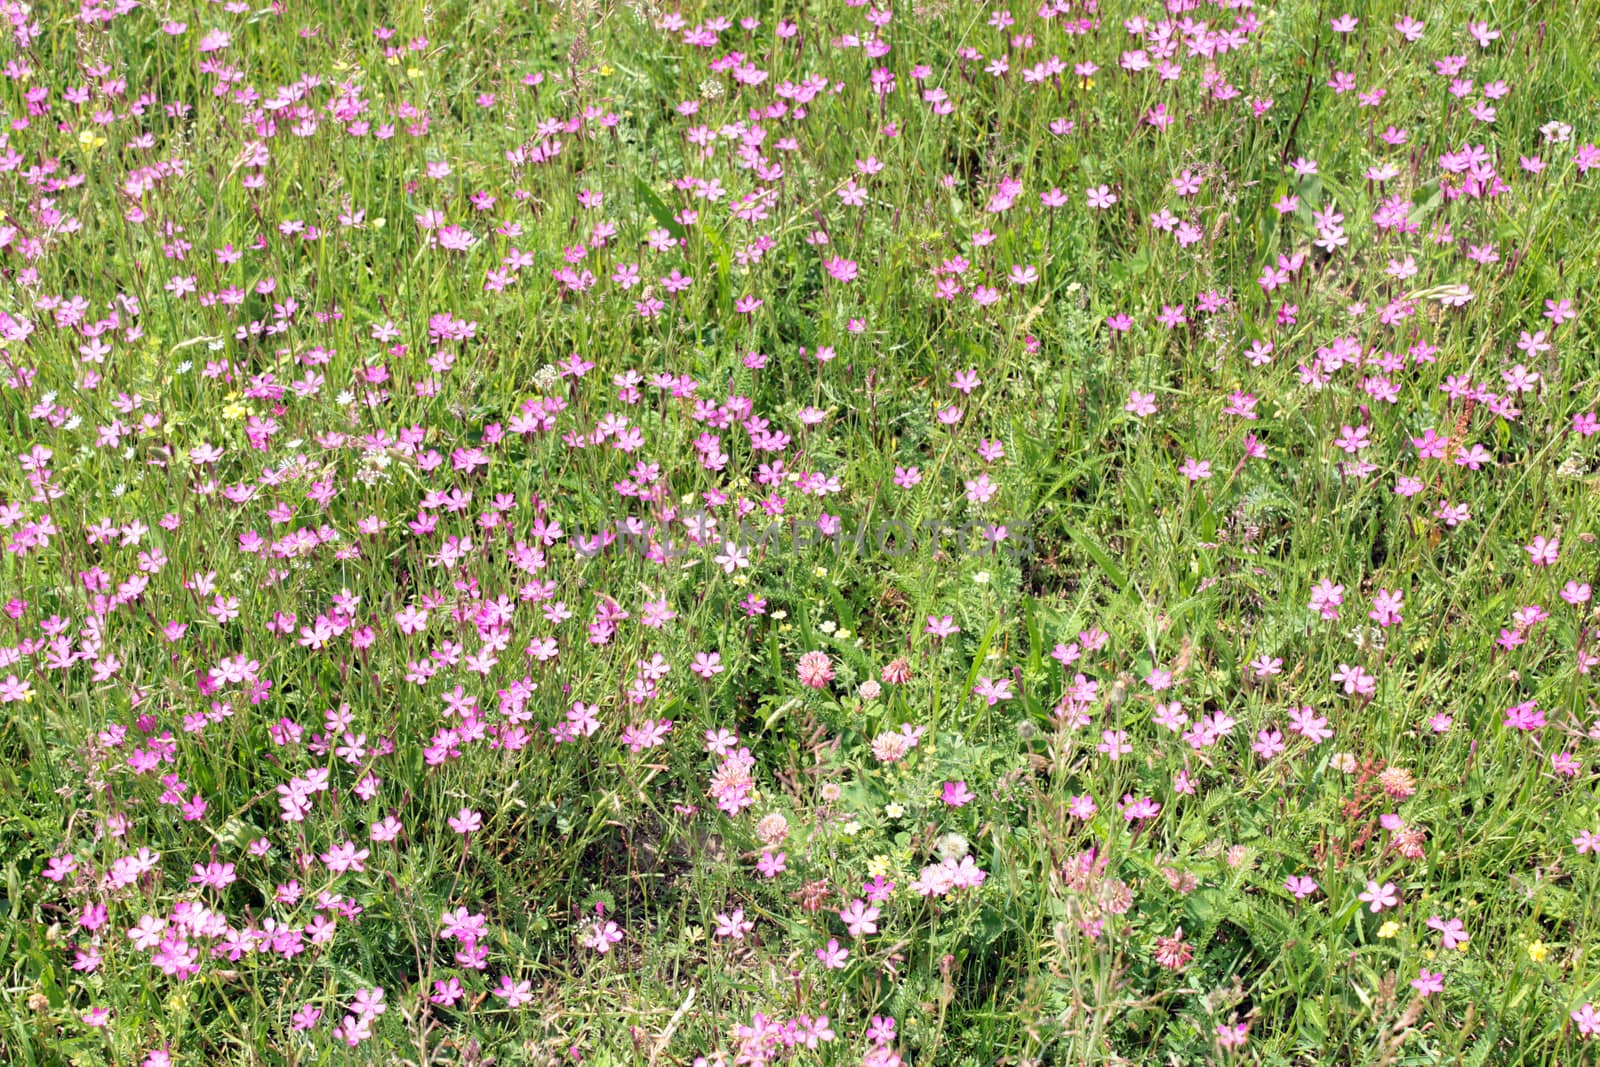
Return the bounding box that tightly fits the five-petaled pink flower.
[1411,969,1444,995]
[1525,535,1560,566]
[1358,879,1398,912]
[838,899,881,938]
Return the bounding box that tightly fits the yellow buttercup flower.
[1528,941,1549,962]
[78,129,107,151]
[1377,921,1400,939]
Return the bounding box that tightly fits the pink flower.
[971,676,1014,705]
[1308,578,1344,620]
[797,651,835,689]
[1287,706,1332,744]
[1285,875,1318,900]
[1368,589,1404,627]
[1503,701,1545,731]
[816,938,849,969]
[1097,730,1132,760]
[714,907,755,940]
[583,919,623,953]
[447,808,483,835]
[494,975,534,1008]
[1119,795,1161,822]
[1427,915,1469,950]
[1411,969,1444,995]
[941,781,975,807]
[839,898,880,938]
[1332,663,1377,697]
[1252,728,1285,760]
[1358,879,1398,912]
[1525,535,1560,566]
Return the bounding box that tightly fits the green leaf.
[633,177,685,240]
[1059,523,1129,593]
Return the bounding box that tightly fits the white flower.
[1541,120,1573,144]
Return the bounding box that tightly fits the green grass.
[2,0,1600,1064]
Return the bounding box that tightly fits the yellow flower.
[77,129,107,152]
[1377,921,1400,939]
[221,401,247,421]
[599,64,614,76]
[867,854,892,877]
[407,67,423,80]
[1528,941,1549,962]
